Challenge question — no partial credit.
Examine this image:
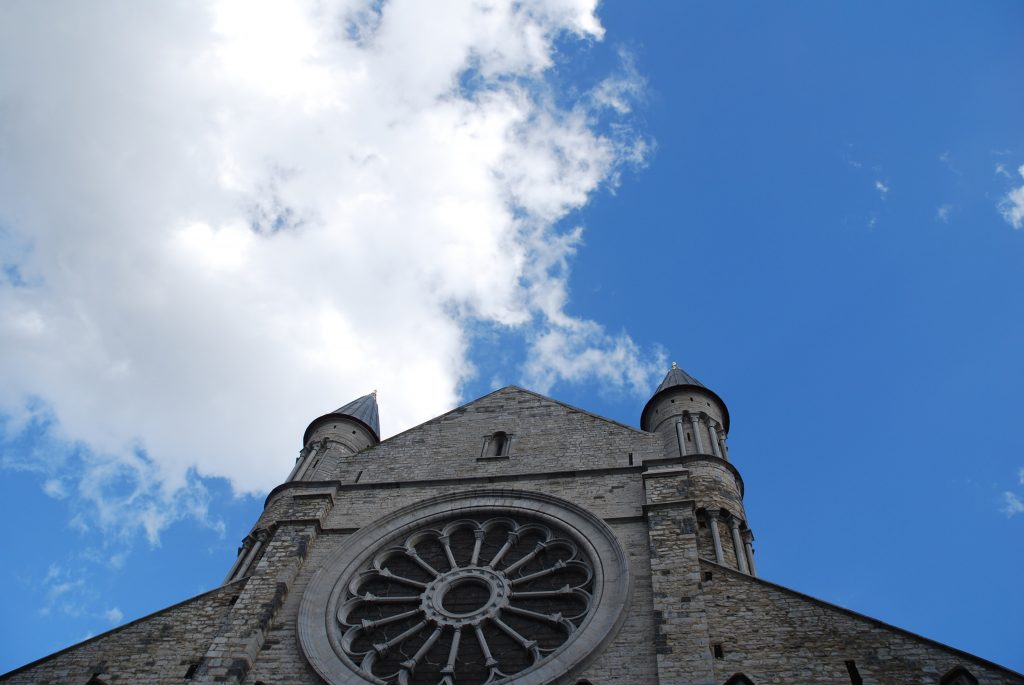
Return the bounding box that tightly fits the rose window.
[338,516,592,684]
[299,491,630,685]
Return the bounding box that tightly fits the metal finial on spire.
[372,389,377,398]
[671,361,678,369]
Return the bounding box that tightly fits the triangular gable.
[377,385,648,447]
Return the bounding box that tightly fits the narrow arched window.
[480,431,511,459]
[491,431,507,456]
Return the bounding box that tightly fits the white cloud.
[874,180,890,196]
[936,204,952,223]
[0,1,656,542]
[998,165,1024,229]
[1000,467,1024,517]
[104,607,124,625]
[42,479,67,500]
[1002,491,1024,517]
[995,162,1012,179]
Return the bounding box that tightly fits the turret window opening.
[686,432,692,442]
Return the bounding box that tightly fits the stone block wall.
[642,466,715,684]
[1,583,241,685]
[699,560,1024,685]
[243,530,353,684]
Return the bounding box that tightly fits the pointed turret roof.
[652,362,707,394]
[302,391,380,446]
[641,362,729,432]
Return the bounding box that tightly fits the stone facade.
[3,375,1021,685]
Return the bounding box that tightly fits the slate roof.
[302,392,380,446]
[652,365,707,394]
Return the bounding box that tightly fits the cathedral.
[2,364,1021,684]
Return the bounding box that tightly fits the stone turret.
[221,393,380,586]
[641,363,755,574]
[288,392,380,482]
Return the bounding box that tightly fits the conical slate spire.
[302,391,380,446]
[331,392,380,439]
[652,361,707,395]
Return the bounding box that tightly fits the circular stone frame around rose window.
[298,490,631,685]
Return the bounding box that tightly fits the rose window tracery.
[299,492,630,685]
[338,516,592,684]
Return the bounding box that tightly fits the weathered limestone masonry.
[643,465,715,684]
[3,364,1023,685]
[1,583,241,684]
[700,561,1018,685]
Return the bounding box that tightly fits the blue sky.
[1,0,1022,675]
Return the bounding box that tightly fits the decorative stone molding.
[298,490,631,685]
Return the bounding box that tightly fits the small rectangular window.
[712,644,724,659]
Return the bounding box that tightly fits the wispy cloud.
[998,165,1024,229]
[936,204,953,223]
[939,151,962,176]
[42,479,67,500]
[1002,492,1024,517]
[0,2,659,547]
[874,180,890,197]
[103,607,124,625]
[1000,467,1024,517]
[592,47,646,115]
[38,564,88,618]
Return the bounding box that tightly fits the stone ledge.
[642,498,696,513]
[643,454,744,497]
[264,463,649,507]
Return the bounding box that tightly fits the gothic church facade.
[3,365,1021,684]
